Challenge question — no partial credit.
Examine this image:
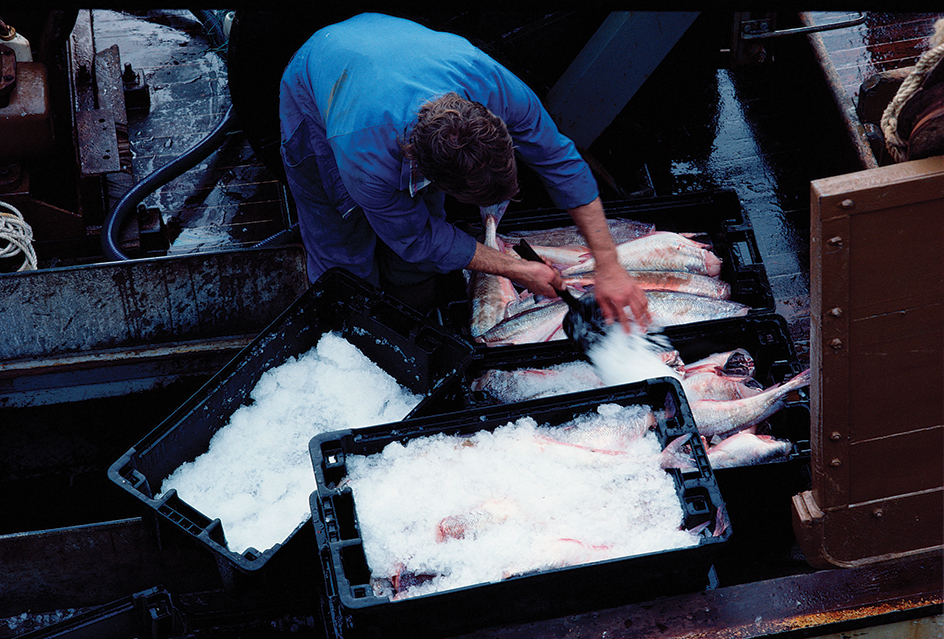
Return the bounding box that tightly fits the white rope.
[880,40,944,163]
[0,201,38,272]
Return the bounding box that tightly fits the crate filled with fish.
[465,313,810,562]
[309,378,730,638]
[466,314,809,470]
[454,189,774,348]
[107,268,474,578]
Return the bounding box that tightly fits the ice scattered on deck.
[160,332,423,555]
[346,405,700,600]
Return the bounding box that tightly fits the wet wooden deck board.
[803,11,944,171]
[808,12,944,104]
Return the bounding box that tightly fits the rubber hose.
[101,105,238,261]
[190,9,228,53]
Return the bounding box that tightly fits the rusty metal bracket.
[741,13,865,40]
[76,109,121,175]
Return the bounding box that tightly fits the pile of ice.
[345,403,701,600]
[160,332,423,555]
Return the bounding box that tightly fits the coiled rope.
[881,24,944,163]
[0,201,37,272]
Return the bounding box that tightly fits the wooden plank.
[455,552,942,638]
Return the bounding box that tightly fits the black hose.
[101,105,238,261]
[190,9,228,54]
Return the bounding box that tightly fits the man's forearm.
[567,197,621,271]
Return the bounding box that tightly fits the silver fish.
[561,232,722,277]
[627,270,731,299]
[704,431,794,469]
[471,362,605,403]
[469,214,519,337]
[683,349,755,378]
[545,408,656,453]
[681,371,764,402]
[477,297,571,346]
[690,369,810,437]
[500,218,655,248]
[646,291,750,327]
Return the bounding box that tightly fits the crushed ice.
[345,405,700,600]
[160,332,423,555]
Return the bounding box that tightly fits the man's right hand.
[467,241,563,298]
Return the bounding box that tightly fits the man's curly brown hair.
[402,92,518,205]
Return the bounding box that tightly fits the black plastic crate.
[443,189,774,345]
[107,268,474,580]
[461,313,810,564]
[309,378,730,638]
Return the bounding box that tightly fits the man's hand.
[467,241,563,297]
[594,260,651,331]
[567,196,651,331]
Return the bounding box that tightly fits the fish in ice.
[437,498,518,542]
[470,213,519,337]
[541,407,656,454]
[561,232,722,277]
[690,369,810,437]
[470,362,606,403]
[646,291,750,327]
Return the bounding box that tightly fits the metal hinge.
[741,12,865,40]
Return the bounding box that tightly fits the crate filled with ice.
[309,378,730,638]
[107,268,474,578]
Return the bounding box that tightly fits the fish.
[689,369,810,437]
[681,371,764,402]
[645,291,750,327]
[542,407,657,454]
[470,362,606,403]
[477,297,571,346]
[469,214,519,337]
[437,498,518,542]
[500,218,656,248]
[682,348,756,378]
[626,270,731,299]
[703,431,794,469]
[561,232,722,277]
[523,243,591,269]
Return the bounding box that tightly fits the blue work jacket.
[279,13,598,284]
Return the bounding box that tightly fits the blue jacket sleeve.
[464,52,599,211]
[330,128,478,273]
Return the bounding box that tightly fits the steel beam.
[545,11,700,150]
